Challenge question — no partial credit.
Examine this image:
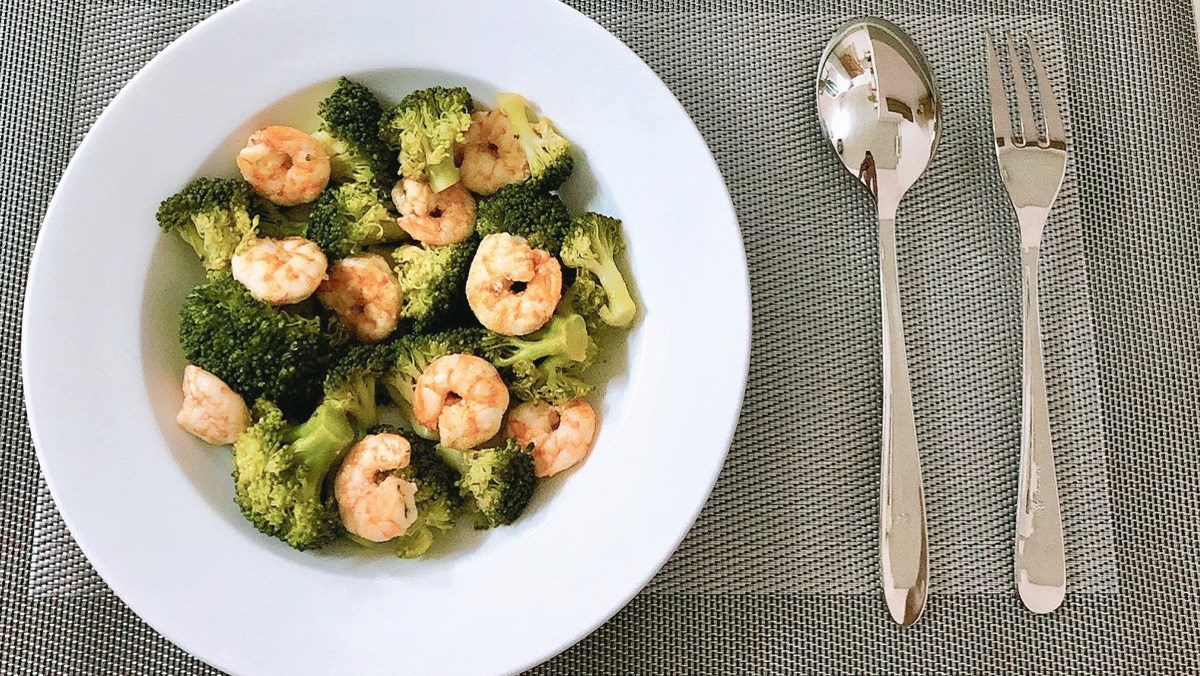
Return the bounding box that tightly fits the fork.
[985,31,1068,613]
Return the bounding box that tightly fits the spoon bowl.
[816,18,941,217]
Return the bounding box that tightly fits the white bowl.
[21,0,750,673]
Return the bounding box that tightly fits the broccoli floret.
[562,272,608,333]
[494,92,574,192]
[436,439,535,529]
[179,272,336,416]
[313,77,397,192]
[476,183,571,251]
[381,328,485,439]
[253,199,311,239]
[392,237,477,332]
[479,313,589,399]
[307,182,405,259]
[379,86,473,193]
[156,177,257,269]
[323,343,391,432]
[232,399,356,550]
[508,340,597,404]
[559,213,636,328]
[393,438,465,557]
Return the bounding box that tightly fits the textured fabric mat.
[4,0,1199,673]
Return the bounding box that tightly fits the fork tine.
[1026,31,1065,144]
[1004,30,1038,143]
[985,34,1013,142]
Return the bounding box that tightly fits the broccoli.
[307,182,405,259]
[323,343,391,433]
[479,313,590,399]
[562,271,608,333]
[508,341,597,404]
[253,199,311,239]
[379,86,473,193]
[559,213,636,328]
[392,237,477,332]
[179,272,336,417]
[232,399,356,550]
[313,77,397,192]
[436,439,535,529]
[156,177,257,269]
[381,328,485,439]
[494,92,574,192]
[475,183,571,252]
[393,437,465,557]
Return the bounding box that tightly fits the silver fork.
[985,31,1067,613]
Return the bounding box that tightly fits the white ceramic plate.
[22,0,750,673]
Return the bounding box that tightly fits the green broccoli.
[379,86,473,193]
[562,272,608,333]
[436,439,535,529]
[479,313,590,399]
[179,272,336,416]
[253,199,311,239]
[559,213,636,328]
[475,183,571,251]
[156,177,257,269]
[507,341,597,404]
[392,238,477,332]
[313,77,397,191]
[232,399,356,550]
[307,182,405,259]
[323,343,391,433]
[495,92,574,192]
[381,328,485,439]
[393,437,465,557]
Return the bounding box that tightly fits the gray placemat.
[4,0,1200,673]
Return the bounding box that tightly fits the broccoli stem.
[592,260,636,327]
[435,446,470,476]
[289,402,356,479]
[427,157,461,193]
[366,217,409,246]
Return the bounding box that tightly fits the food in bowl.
[158,78,637,558]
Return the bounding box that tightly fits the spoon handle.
[877,215,929,627]
[1015,246,1065,613]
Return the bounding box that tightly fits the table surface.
[4,0,1200,673]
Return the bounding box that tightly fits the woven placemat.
[4,0,1199,673]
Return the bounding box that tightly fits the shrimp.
[507,399,598,477]
[391,178,476,246]
[236,125,331,206]
[466,233,562,336]
[458,110,531,195]
[334,433,419,543]
[316,254,401,343]
[176,365,251,445]
[231,236,328,305]
[413,354,509,450]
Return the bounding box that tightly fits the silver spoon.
[816,17,941,627]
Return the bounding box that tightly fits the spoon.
[815,17,941,627]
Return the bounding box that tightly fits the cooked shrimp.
[466,233,562,336]
[316,254,401,343]
[507,399,597,477]
[236,125,331,206]
[176,365,250,445]
[334,433,419,543]
[413,354,509,450]
[391,178,476,246]
[458,110,530,195]
[231,236,328,305]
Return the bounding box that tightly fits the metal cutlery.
[985,31,1068,614]
[817,18,942,627]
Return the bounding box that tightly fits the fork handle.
[1016,246,1065,613]
[877,216,929,627]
